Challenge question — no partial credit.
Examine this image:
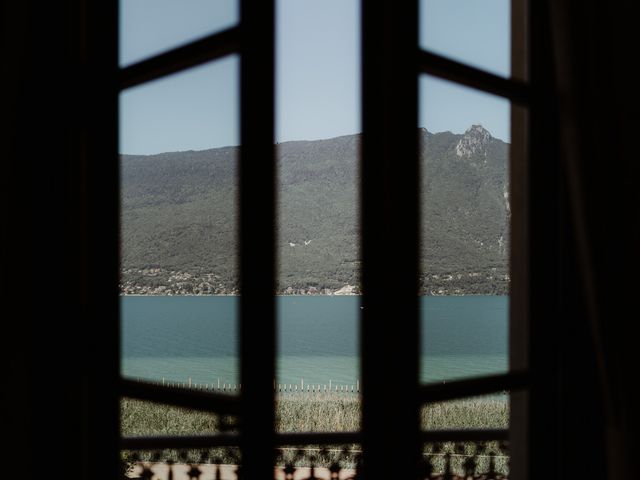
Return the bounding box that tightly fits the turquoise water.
[121,295,508,387]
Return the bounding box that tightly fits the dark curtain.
[548,0,639,478]
[2,2,119,480]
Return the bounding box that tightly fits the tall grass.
[121,392,508,435]
[121,397,228,437]
[276,392,360,432]
[122,394,509,473]
[421,396,509,430]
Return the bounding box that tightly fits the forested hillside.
[120,125,509,295]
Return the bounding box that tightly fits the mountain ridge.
[120,126,510,295]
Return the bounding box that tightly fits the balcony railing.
[122,440,509,480]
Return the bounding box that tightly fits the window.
[117,1,531,479]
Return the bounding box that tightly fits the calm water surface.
[121,295,508,386]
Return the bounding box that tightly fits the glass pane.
[276,382,360,433]
[275,0,361,433]
[419,75,510,384]
[420,0,510,78]
[120,57,240,391]
[120,0,238,67]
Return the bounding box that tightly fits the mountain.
[120,125,510,295]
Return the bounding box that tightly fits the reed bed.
[121,394,509,473]
[121,392,508,435]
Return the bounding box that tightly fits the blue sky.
[119,0,510,155]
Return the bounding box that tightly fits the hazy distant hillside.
[120,125,509,295]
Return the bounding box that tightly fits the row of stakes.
[149,378,361,393]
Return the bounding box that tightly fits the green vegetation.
[121,393,508,436]
[421,396,509,430]
[120,127,510,295]
[121,397,227,437]
[276,392,360,432]
[122,394,508,473]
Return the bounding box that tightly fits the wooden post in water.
[162,378,165,386]
[217,378,220,390]
[329,379,332,390]
[188,378,192,388]
[357,380,359,392]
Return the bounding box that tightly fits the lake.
[121,295,508,387]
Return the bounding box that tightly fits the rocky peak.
[455,124,492,158]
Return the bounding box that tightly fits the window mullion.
[361,1,421,479]
[119,378,240,414]
[239,1,276,478]
[417,49,530,105]
[119,27,240,90]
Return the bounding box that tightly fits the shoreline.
[119,294,358,297]
[119,293,503,297]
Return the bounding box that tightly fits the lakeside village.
[120,267,509,296]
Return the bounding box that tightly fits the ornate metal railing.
[421,441,509,479]
[122,440,508,480]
